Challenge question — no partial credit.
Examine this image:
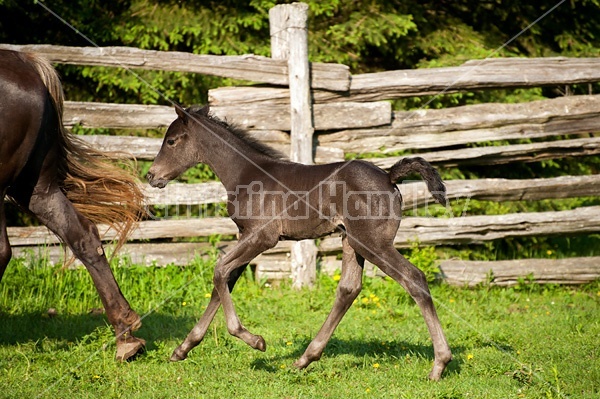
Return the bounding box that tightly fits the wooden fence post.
[269,2,318,289]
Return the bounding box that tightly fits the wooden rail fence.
[3,18,600,286]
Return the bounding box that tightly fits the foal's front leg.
[171,265,247,361]
[212,234,275,351]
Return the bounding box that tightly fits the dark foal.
[147,105,452,380]
[0,50,145,360]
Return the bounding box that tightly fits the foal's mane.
[189,105,287,160]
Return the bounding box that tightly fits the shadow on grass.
[0,311,467,379]
[0,311,192,350]
[0,311,106,345]
[251,337,465,376]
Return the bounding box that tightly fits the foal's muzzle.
[146,171,167,189]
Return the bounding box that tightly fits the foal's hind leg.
[0,193,11,281]
[357,242,451,380]
[24,185,145,360]
[171,265,247,361]
[294,235,364,369]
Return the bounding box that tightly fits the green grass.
[0,253,598,399]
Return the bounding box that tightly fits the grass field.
[0,252,598,399]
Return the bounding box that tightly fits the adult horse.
[0,49,145,360]
[147,105,452,380]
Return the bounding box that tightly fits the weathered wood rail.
[9,173,600,244]
[209,57,600,103]
[64,101,392,131]
[81,133,600,169]
[9,205,600,250]
[138,174,600,209]
[14,243,600,287]
[0,44,350,91]
[438,257,600,286]
[80,134,345,164]
[16,206,600,286]
[369,137,600,168]
[319,95,600,153]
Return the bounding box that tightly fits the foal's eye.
[167,139,176,146]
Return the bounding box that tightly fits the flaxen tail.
[25,52,144,254]
[389,157,448,206]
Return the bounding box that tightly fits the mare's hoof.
[115,336,146,362]
[254,335,266,352]
[170,348,188,362]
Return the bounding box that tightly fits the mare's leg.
[170,265,247,361]
[355,239,451,380]
[23,184,145,360]
[294,235,364,369]
[213,232,276,351]
[0,193,11,281]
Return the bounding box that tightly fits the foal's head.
[147,105,208,188]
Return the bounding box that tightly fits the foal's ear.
[198,104,210,116]
[175,105,188,124]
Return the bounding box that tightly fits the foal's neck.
[197,121,277,190]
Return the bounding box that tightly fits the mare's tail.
[25,52,144,253]
[388,157,448,206]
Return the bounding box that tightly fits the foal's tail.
[389,157,448,206]
[25,52,144,253]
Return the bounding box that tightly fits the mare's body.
[0,49,145,360]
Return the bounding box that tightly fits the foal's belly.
[279,217,340,241]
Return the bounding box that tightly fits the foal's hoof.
[170,347,188,362]
[293,356,310,370]
[115,336,146,362]
[254,335,266,352]
[428,369,443,381]
[428,356,452,381]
